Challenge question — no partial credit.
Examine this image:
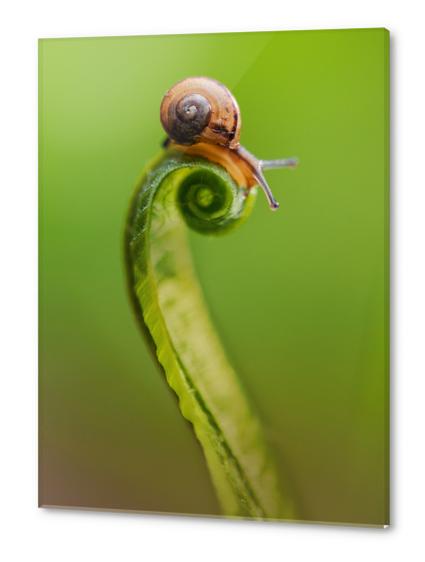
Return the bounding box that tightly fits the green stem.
[125,150,295,519]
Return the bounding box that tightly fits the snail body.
[160,77,298,210]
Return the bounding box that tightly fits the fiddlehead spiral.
[125,150,295,519]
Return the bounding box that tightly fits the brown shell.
[160,77,241,149]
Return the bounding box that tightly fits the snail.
[160,76,298,210]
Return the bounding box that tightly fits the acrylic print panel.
[39,28,390,526]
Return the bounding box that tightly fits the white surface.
[1,1,424,560]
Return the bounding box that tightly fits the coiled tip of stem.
[177,165,253,234]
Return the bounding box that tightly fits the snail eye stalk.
[235,146,299,210]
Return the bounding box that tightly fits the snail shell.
[160,77,241,149]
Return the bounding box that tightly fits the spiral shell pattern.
[160,77,241,149]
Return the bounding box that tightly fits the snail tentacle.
[260,157,299,170]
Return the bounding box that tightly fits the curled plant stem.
[125,150,296,519]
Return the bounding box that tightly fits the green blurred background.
[39,28,389,526]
